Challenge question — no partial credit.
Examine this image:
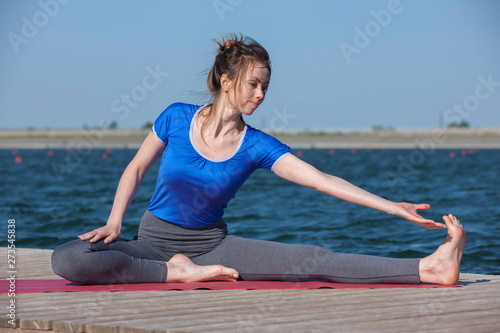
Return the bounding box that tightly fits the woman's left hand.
[388,203,446,229]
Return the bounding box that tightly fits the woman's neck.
[203,101,244,140]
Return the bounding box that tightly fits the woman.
[52,35,465,285]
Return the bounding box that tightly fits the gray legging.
[51,211,421,284]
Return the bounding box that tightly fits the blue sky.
[1,0,499,131]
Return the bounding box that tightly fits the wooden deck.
[1,248,499,333]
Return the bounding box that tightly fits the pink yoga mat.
[1,279,461,294]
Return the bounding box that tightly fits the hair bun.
[224,40,236,50]
[215,34,244,54]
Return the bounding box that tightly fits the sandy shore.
[1,128,500,149]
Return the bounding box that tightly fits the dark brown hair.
[200,34,271,141]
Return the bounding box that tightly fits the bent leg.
[51,239,168,284]
[192,236,421,284]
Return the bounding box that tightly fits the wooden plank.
[5,288,500,328]
[16,289,491,316]
[13,286,497,323]
[0,248,58,280]
[131,302,500,332]
[6,289,500,311]
[47,289,499,332]
[18,318,52,331]
[0,318,19,329]
[51,320,85,333]
[8,287,500,325]
[2,248,499,333]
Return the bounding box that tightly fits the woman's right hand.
[78,223,121,244]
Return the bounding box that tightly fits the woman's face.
[234,63,270,116]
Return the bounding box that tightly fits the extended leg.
[192,236,421,284]
[192,215,466,285]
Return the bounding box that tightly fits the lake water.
[2,147,499,275]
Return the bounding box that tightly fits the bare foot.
[165,254,239,283]
[419,214,466,285]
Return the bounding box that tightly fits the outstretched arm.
[79,132,166,243]
[273,154,445,229]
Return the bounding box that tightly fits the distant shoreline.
[1,128,500,149]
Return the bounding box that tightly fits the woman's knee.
[51,239,92,280]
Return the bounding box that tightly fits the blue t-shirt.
[148,103,291,228]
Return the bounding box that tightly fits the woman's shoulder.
[153,103,204,141]
[242,124,291,169]
[164,102,203,114]
[244,124,286,147]
[155,103,204,123]
[245,123,275,138]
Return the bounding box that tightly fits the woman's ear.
[220,74,232,92]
